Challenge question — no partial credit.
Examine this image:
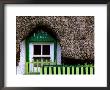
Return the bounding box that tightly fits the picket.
[44,67,47,74]
[63,67,65,74]
[54,67,56,75]
[49,67,52,74]
[67,67,70,74]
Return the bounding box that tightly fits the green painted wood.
[25,62,28,74]
[49,67,52,74]
[25,63,94,75]
[54,67,56,75]
[58,67,61,74]
[25,40,29,62]
[63,67,65,74]
[90,67,93,74]
[76,67,79,74]
[72,67,74,74]
[44,67,47,75]
[67,67,70,74]
[28,31,56,42]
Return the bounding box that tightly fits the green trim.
[25,62,28,74]
[25,39,30,73]
[25,39,29,62]
[28,31,56,42]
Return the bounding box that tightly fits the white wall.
[57,43,61,64]
[16,40,26,75]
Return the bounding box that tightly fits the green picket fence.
[41,65,94,75]
[25,60,94,75]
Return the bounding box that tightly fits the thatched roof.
[16,16,94,62]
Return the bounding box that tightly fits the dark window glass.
[34,45,41,55]
[42,45,50,55]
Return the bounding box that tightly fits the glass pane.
[42,45,50,55]
[33,45,41,55]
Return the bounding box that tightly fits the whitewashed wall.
[16,40,25,75]
[57,43,61,64]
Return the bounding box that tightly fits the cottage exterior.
[16,16,94,75]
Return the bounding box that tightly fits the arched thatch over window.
[23,24,60,43]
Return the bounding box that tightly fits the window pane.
[42,45,50,55]
[34,45,41,55]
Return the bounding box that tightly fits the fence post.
[86,66,88,75]
[67,66,70,74]
[49,66,52,74]
[54,66,56,75]
[72,66,74,74]
[76,66,79,74]
[40,60,43,75]
[81,67,83,75]
[63,66,65,74]
[44,66,47,74]
[91,66,94,74]
[25,62,28,75]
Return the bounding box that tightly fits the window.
[33,44,51,67]
[34,45,41,55]
[42,45,50,55]
[33,45,50,55]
